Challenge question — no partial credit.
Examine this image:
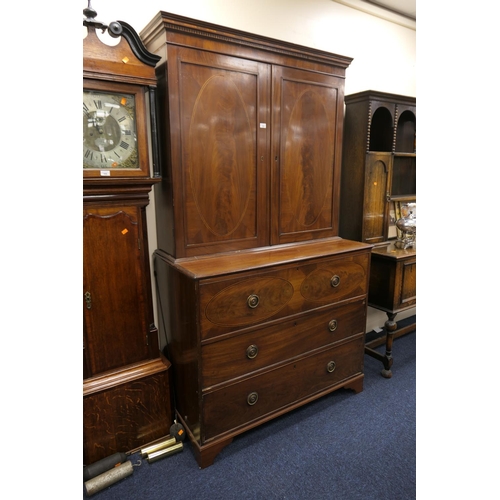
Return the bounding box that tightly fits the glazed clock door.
[271,66,344,245]
[168,47,270,257]
[83,205,153,376]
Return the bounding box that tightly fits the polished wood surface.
[141,12,369,468]
[154,242,371,467]
[141,12,350,258]
[365,242,416,378]
[272,66,344,244]
[202,336,364,441]
[339,91,416,244]
[83,23,160,181]
[201,300,366,388]
[83,16,171,464]
[83,205,158,376]
[83,25,157,85]
[168,238,370,278]
[83,357,173,465]
[368,243,416,313]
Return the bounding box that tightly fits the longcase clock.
[82,3,173,465]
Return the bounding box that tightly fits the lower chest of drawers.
[155,240,371,467]
[202,334,364,441]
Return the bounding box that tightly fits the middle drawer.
[201,299,366,389]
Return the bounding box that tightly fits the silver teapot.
[395,203,416,249]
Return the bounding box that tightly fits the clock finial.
[83,1,107,31]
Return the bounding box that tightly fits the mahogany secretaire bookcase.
[140,12,372,468]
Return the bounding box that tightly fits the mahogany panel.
[272,66,343,244]
[84,26,157,85]
[172,238,370,279]
[153,253,202,439]
[157,45,270,257]
[202,336,364,441]
[400,260,416,306]
[368,244,416,313]
[205,276,294,328]
[83,206,156,376]
[83,358,173,465]
[179,54,262,247]
[202,299,366,388]
[363,153,391,244]
[198,251,370,340]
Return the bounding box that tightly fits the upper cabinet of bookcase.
[339,91,416,245]
[140,12,352,258]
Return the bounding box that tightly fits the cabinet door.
[363,152,391,243]
[271,66,344,244]
[83,206,153,376]
[169,47,270,257]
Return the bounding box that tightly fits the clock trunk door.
[271,66,344,245]
[83,206,151,376]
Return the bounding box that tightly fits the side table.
[365,242,416,377]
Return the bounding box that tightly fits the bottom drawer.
[202,335,364,442]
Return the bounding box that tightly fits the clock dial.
[83,90,138,169]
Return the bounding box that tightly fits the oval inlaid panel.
[283,89,333,228]
[300,261,366,302]
[205,277,294,327]
[188,75,254,237]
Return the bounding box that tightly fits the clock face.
[83,90,138,169]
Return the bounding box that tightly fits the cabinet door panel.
[272,66,343,244]
[363,152,391,243]
[400,259,416,307]
[83,206,150,375]
[174,48,270,255]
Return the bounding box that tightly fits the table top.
[371,241,416,260]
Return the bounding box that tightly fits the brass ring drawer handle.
[326,361,336,373]
[330,275,340,287]
[328,319,338,332]
[247,392,259,406]
[246,344,259,359]
[247,294,260,308]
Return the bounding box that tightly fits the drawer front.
[202,299,366,388]
[199,252,369,340]
[202,335,364,441]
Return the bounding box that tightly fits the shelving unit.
[339,90,416,377]
[340,90,416,245]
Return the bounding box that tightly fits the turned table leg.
[380,312,397,378]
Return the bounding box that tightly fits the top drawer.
[199,252,369,340]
